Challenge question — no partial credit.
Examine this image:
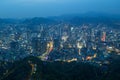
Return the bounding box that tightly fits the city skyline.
[0,1,120,80]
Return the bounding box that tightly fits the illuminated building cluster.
[0,22,119,66]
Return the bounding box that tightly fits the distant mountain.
[65,17,115,24]
[59,12,120,19]
[47,12,120,25]
[23,17,57,25]
[0,12,120,26]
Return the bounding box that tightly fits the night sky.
[0,0,120,18]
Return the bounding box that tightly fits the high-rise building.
[101,32,106,42]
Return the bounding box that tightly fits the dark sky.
[0,0,120,18]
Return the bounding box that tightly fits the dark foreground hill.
[0,56,120,80]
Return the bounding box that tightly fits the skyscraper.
[101,32,106,42]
